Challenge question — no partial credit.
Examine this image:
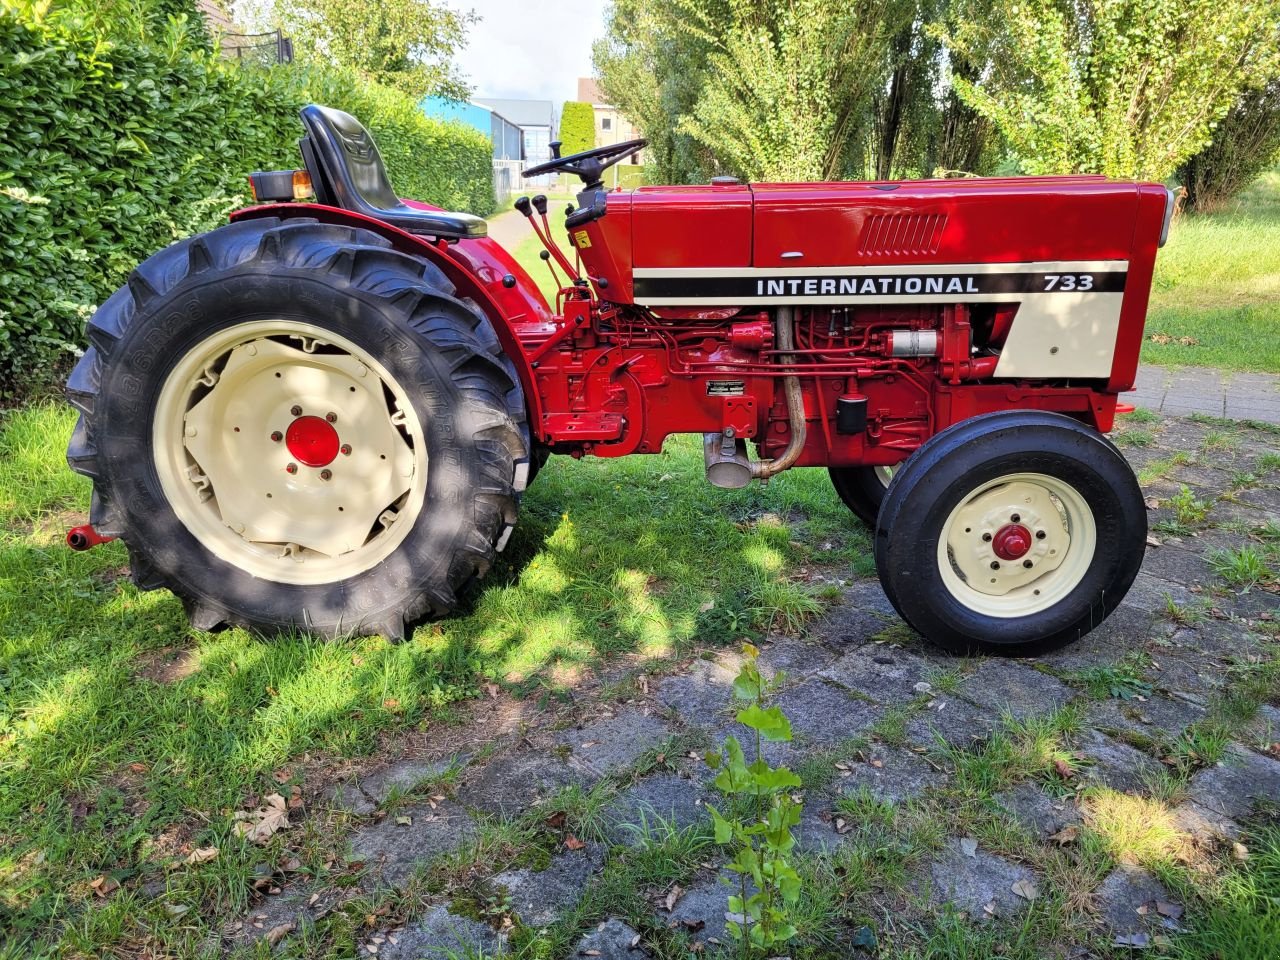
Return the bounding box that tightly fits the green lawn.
[0,403,862,956]
[1144,171,1280,372]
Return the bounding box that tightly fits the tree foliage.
[594,0,996,184]
[940,0,1280,180]
[268,0,474,99]
[0,0,493,395]
[559,101,595,156]
[1181,82,1280,213]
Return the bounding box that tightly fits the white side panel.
[992,292,1123,379]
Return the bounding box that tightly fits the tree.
[1181,82,1280,212]
[270,0,475,99]
[940,0,1280,180]
[673,0,906,182]
[560,101,595,155]
[594,0,721,184]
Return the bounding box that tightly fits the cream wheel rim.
[874,465,896,488]
[153,320,427,585]
[936,472,1096,618]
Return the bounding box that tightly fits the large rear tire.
[828,465,895,525]
[874,411,1145,656]
[66,218,529,639]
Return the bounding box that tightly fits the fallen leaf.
[90,875,120,897]
[1146,535,1162,548]
[679,918,705,932]
[1048,825,1079,846]
[1233,842,1249,860]
[698,600,715,613]
[165,904,190,917]
[1010,878,1038,901]
[484,682,499,699]
[309,893,320,907]
[960,837,978,857]
[581,740,600,749]
[382,698,399,710]
[630,934,641,947]
[913,681,932,693]
[835,817,850,834]
[233,793,291,844]
[870,758,884,768]
[581,951,601,958]
[544,811,567,829]
[664,883,684,911]
[395,816,412,826]
[1054,758,1075,779]
[1143,496,1159,510]
[1155,900,1183,920]
[564,834,586,851]
[185,846,219,865]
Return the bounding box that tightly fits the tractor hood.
[571,176,1168,306]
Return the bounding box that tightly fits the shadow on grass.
[0,402,868,946]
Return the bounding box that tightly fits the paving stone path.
[1130,364,1280,422]
[221,413,1279,957]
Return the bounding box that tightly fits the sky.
[445,0,608,102]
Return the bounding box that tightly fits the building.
[472,98,558,171]
[419,97,523,162]
[420,97,559,199]
[576,78,644,165]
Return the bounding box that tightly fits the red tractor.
[65,105,1174,655]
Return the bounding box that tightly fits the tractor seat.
[298,104,487,240]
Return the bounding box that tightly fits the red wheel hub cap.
[285,416,340,467]
[991,523,1032,561]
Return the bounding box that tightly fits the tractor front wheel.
[874,411,1145,656]
[66,218,529,638]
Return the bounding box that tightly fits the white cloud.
[446,0,606,102]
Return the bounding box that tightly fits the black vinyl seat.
[299,104,487,240]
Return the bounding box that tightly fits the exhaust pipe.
[703,306,808,488]
[752,306,806,480]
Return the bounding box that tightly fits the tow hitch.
[66,524,115,551]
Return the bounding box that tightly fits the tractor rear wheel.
[874,411,1145,656]
[828,465,895,525]
[66,217,529,639]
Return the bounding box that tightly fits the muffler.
[704,429,753,488]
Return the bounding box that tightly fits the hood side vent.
[859,212,948,257]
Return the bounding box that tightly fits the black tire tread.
[66,217,528,639]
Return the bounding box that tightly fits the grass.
[0,401,866,955]
[1144,171,1280,372]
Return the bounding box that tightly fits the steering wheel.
[522,138,647,188]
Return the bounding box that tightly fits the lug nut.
[982,532,993,542]
[290,405,303,416]
[270,431,283,442]
[326,412,338,424]
[286,463,298,474]
[340,444,352,456]
[1036,530,1046,540]
[1023,559,1034,568]
[990,560,1001,570]
[320,469,332,481]
[1011,513,1021,522]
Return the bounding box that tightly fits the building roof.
[473,98,555,129]
[577,77,605,105]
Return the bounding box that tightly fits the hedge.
[0,2,494,395]
[559,100,595,156]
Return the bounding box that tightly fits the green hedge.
[0,2,493,395]
[560,101,595,156]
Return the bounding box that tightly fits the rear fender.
[230,203,550,427]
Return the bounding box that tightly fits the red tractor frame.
[66,105,1174,655]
